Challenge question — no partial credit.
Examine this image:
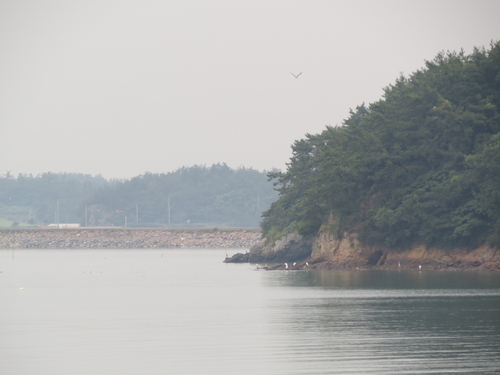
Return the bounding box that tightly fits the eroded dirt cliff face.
[308,229,500,271]
[227,226,500,271]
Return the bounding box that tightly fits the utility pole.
[167,197,171,226]
[136,204,139,225]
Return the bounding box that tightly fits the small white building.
[48,223,80,228]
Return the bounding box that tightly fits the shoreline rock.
[224,227,500,271]
[224,233,312,263]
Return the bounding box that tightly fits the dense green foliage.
[88,164,277,227]
[262,42,500,249]
[0,164,277,227]
[0,172,107,226]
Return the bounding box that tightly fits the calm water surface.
[1,249,499,374]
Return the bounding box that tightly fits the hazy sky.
[1,0,499,179]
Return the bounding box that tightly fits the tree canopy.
[262,42,500,249]
[0,164,277,228]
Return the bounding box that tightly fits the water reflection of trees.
[263,270,500,373]
[269,269,500,289]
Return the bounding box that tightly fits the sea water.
[1,248,499,374]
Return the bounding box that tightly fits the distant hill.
[0,164,278,228]
[262,42,500,250]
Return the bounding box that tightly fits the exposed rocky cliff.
[226,225,500,271]
[305,229,500,271]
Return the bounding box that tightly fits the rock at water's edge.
[225,226,500,271]
[224,233,312,263]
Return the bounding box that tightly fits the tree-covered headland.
[262,42,500,250]
[0,164,277,228]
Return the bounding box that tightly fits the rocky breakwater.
[0,228,261,249]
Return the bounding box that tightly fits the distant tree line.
[0,164,278,228]
[262,42,500,249]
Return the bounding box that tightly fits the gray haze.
[1,0,499,179]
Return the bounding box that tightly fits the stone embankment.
[0,228,261,249]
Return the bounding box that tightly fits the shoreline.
[0,228,261,249]
[263,259,500,272]
[4,228,498,271]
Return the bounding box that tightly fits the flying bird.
[290,72,302,79]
